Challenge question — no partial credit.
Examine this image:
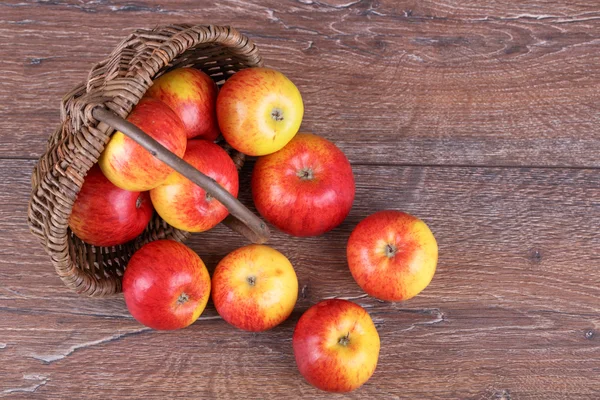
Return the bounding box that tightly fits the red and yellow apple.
[122,240,211,330]
[251,133,355,237]
[212,244,298,331]
[293,299,380,392]
[216,67,303,156]
[68,165,153,247]
[99,97,187,191]
[145,68,220,140]
[150,140,239,232]
[347,210,438,301]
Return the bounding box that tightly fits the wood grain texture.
[1,0,600,166]
[1,158,599,399]
[1,0,600,398]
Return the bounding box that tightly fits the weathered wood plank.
[1,159,598,399]
[2,1,600,398]
[1,1,600,166]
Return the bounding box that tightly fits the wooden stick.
[92,107,270,244]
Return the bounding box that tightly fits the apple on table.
[293,299,380,392]
[123,240,211,330]
[252,133,355,237]
[347,210,438,301]
[212,244,298,332]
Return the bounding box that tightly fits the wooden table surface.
[1,1,599,399]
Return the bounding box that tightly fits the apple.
[211,244,298,331]
[68,165,153,247]
[216,67,303,156]
[122,240,211,330]
[347,210,438,301]
[251,133,355,237]
[293,299,380,392]
[150,140,239,232]
[145,68,220,140]
[99,97,187,191]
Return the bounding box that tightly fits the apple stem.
[135,195,143,209]
[338,332,350,347]
[385,243,397,258]
[271,108,284,121]
[177,292,189,305]
[297,168,314,181]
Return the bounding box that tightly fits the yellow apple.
[216,67,303,156]
[211,244,298,331]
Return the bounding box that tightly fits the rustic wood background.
[1,0,599,399]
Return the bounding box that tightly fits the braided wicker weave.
[27,25,263,297]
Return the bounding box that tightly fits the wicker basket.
[28,24,266,297]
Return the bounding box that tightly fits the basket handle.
[92,107,270,244]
